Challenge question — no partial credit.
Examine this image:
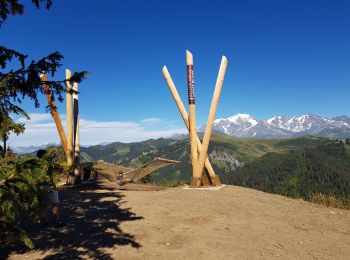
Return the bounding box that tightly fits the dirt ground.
[4,179,350,260]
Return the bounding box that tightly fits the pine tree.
[0,110,25,158]
[0,0,88,248]
[0,0,88,159]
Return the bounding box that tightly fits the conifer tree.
[0,0,87,248]
[0,0,87,158]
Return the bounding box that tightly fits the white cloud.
[8,113,187,147]
[142,117,162,123]
[17,113,52,123]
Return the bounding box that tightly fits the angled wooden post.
[162,66,221,186]
[196,56,228,179]
[40,73,69,161]
[186,50,200,187]
[66,69,74,166]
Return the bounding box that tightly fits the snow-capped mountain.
[332,115,350,125]
[207,113,350,139]
[213,114,258,136]
[283,114,327,133]
[266,115,289,129]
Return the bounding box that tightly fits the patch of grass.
[275,136,329,149]
[210,134,284,159]
[158,178,186,187]
[310,194,350,210]
[344,143,350,157]
[111,146,130,156]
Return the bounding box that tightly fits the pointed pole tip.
[162,66,169,75]
[186,50,193,65]
[66,68,72,78]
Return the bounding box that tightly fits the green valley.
[78,134,350,208]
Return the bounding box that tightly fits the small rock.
[165,242,170,246]
[298,241,303,244]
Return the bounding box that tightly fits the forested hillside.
[80,138,179,164]
[221,142,350,208]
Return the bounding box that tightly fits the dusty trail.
[6,179,350,259]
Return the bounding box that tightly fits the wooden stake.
[162,66,221,186]
[186,50,200,187]
[40,73,69,161]
[66,69,74,166]
[73,82,80,179]
[196,56,228,179]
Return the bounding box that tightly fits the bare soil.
[4,179,350,259]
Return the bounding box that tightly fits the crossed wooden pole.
[40,70,81,184]
[162,50,228,187]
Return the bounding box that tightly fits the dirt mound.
[6,180,350,259]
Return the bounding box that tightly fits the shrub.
[0,150,62,248]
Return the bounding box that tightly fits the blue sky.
[2,0,350,145]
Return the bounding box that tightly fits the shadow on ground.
[2,180,143,259]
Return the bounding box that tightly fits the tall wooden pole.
[196,56,228,179]
[162,66,221,186]
[73,82,80,180]
[186,50,200,187]
[40,73,69,161]
[66,69,74,166]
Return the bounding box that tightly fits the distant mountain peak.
[169,133,188,140]
[227,113,258,126]
[266,115,289,128]
[12,143,58,154]
[332,115,350,123]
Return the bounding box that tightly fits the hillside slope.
[7,182,350,259]
[80,134,332,179]
[221,141,350,208]
[79,135,350,208]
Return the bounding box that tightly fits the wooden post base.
[201,173,210,186]
[66,169,81,185]
[190,177,201,188]
[210,175,222,186]
[190,174,222,187]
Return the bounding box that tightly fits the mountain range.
[207,113,350,139]
[12,143,57,155]
[11,113,350,154]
